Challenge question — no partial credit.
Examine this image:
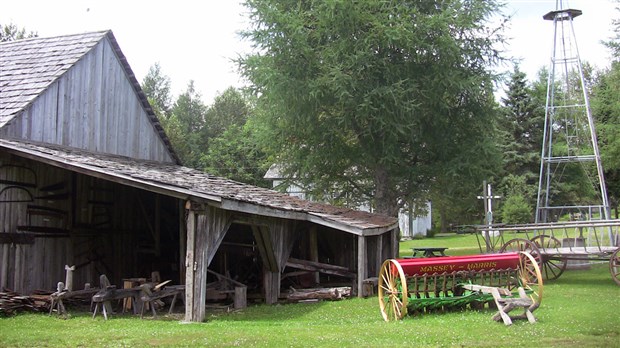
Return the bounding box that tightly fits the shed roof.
[0,30,180,163]
[0,139,398,236]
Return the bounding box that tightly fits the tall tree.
[594,4,620,217]
[142,63,172,118]
[200,88,270,186]
[204,87,251,140]
[239,0,507,216]
[169,81,207,167]
[592,64,620,218]
[0,23,37,42]
[498,66,544,206]
[201,121,270,187]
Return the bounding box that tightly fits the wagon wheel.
[499,238,542,266]
[518,251,544,308]
[378,259,408,321]
[530,235,567,280]
[610,248,620,286]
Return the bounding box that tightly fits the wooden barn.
[0,31,399,321]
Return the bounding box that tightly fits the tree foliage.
[239,0,507,216]
[591,64,620,217]
[501,194,532,224]
[0,23,37,42]
[497,66,545,213]
[142,63,172,117]
[204,87,251,140]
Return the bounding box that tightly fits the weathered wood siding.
[0,38,174,163]
[0,154,181,294]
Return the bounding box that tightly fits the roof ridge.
[0,29,110,46]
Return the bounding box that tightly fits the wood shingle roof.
[0,139,398,235]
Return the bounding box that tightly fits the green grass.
[1,236,619,347]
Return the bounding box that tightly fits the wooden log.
[286,258,355,278]
[286,287,351,301]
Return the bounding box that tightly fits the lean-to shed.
[0,31,399,322]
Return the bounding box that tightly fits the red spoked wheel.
[531,235,567,281]
[378,259,408,321]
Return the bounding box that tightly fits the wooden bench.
[92,275,142,320]
[461,284,538,326]
[138,283,185,318]
[49,283,99,316]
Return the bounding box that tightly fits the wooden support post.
[309,226,319,284]
[185,202,209,322]
[234,286,247,309]
[1,244,8,289]
[357,235,367,298]
[155,195,161,257]
[184,204,196,322]
[263,270,280,304]
[178,200,186,284]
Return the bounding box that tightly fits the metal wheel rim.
[518,251,544,307]
[378,259,408,321]
[531,235,568,281]
[500,238,543,267]
[610,248,620,286]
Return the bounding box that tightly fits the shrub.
[500,195,532,224]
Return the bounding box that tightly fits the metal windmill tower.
[535,3,611,223]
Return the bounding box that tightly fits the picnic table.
[410,247,448,258]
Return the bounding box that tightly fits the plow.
[378,252,542,324]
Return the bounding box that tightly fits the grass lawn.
[1,234,618,347]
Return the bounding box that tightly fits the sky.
[1,0,618,104]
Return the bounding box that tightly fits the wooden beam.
[263,271,280,305]
[357,236,367,297]
[155,195,161,257]
[285,258,355,278]
[309,226,319,284]
[184,206,196,322]
[178,200,186,285]
[0,233,35,244]
[252,226,278,272]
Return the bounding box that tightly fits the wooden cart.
[478,220,620,285]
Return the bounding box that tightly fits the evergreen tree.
[142,63,172,118]
[498,66,544,205]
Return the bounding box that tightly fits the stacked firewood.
[0,289,50,315]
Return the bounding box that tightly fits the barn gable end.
[0,31,178,163]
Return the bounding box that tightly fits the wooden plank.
[309,226,319,284]
[252,226,278,272]
[16,226,69,236]
[356,236,367,297]
[184,205,196,322]
[263,271,280,305]
[285,258,355,278]
[0,233,35,245]
[193,212,208,322]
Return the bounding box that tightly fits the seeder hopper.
[378,252,542,324]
